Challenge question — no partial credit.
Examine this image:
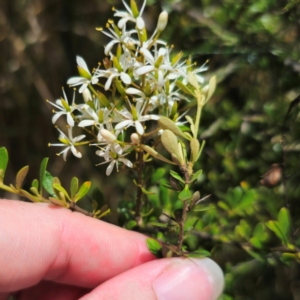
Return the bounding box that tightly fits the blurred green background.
[1,0,300,299]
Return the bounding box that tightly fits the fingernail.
[153,257,224,300]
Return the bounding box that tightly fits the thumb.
[80,257,224,300]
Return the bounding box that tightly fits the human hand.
[0,200,224,300]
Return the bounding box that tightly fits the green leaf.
[16,166,29,190]
[278,207,291,237]
[96,207,111,219]
[77,65,91,79]
[253,223,268,242]
[218,201,230,211]
[150,222,170,228]
[191,169,202,182]
[141,187,155,195]
[178,184,192,201]
[266,220,288,245]
[250,237,263,249]
[206,75,216,102]
[186,249,211,258]
[42,171,55,196]
[158,116,190,140]
[169,170,185,183]
[20,189,41,203]
[30,186,40,197]
[32,179,39,190]
[126,220,137,230]
[175,80,195,96]
[188,72,199,90]
[141,144,176,165]
[146,238,162,258]
[49,197,67,207]
[97,91,111,108]
[190,138,200,163]
[193,205,215,212]
[70,177,79,199]
[0,147,8,181]
[74,181,91,202]
[39,158,49,194]
[161,130,180,157]
[53,183,71,201]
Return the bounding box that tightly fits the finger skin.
[80,257,224,300]
[0,200,155,292]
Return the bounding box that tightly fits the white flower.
[115,102,159,135]
[96,146,133,176]
[134,47,174,87]
[78,106,112,130]
[47,88,77,127]
[113,0,146,30]
[97,128,123,161]
[99,24,137,56]
[181,61,209,85]
[150,82,187,109]
[126,87,147,102]
[94,67,131,91]
[67,56,99,93]
[48,127,86,161]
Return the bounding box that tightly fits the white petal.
[195,74,204,84]
[52,112,65,124]
[105,40,119,55]
[91,76,99,84]
[114,12,128,18]
[113,143,123,155]
[158,47,167,57]
[61,148,70,161]
[115,119,132,130]
[136,17,145,30]
[140,0,147,15]
[120,72,131,85]
[79,83,89,94]
[106,161,115,176]
[76,56,90,74]
[140,48,155,64]
[135,65,155,76]
[140,114,160,121]
[126,88,145,97]
[119,157,133,168]
[96,150,104,157]
[135,121,144,135]
[71,145,82,158]
[105,74,118,91]
[78,120,95,127]
[82,88,92,103]
[118,17,131,29]
[67,77,87,85]
[157,70,165,87]
[66,113,75,127]
[73,134,86,142]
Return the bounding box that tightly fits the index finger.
[0,200,155,293]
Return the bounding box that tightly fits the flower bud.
[82,88,92,103]
[100,129,116,143]
[130,133,140,144]
[157,11,168,32]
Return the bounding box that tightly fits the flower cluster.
[48,0,211,176]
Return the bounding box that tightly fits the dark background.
[1,0,300,299]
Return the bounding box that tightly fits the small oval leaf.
[70,177,79,199]
[0,147,9,181]
[16,166,29,190]
[146,238,162,258]
[74,181,91,202]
